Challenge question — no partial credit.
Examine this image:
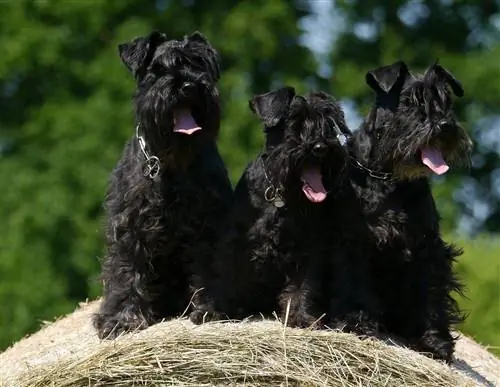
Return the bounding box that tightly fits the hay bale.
[0,300,498,386]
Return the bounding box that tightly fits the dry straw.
[19,319,476,387]
[1,301,496,387]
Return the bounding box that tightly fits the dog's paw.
[329,311,379,337]
[93,312,150,340]
[189,308,225,325]
[283,312,324,329]
[415,328,455,363]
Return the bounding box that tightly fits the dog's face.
[361,60,472,180]
[249,87,351,203]
[118,31,221,149]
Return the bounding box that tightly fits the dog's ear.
[249,87,296,128]
[207,53,221,83]
[186,31,221,82]
[426,60,464,97]
[206,53,221,83]
[309,91,337,103]
[187,31,210,45]
[118,31,167,79]
[366,60,410,94]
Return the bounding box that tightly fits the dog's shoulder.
[106,137,160,204]
[112,137,139,174]
[202,143,234,200]
[225,159,270,216]
[230,156,290,240]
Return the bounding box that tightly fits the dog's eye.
[376,130,383,140]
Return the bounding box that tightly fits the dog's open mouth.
[173,109,202,135]
[420,147,449,175]
[301,167,327,203]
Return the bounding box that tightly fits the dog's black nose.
[437,120,453,134]
[312,142,328,157]
[182,82,194,90]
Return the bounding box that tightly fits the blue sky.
[300,1,364,130]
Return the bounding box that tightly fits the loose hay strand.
[18,319,476,387]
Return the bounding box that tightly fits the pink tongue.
[301,167,327,203]
[173,109,202,135]
[421,148,449,175]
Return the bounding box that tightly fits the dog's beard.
[286,149,330,204]
[297,147,349,203]
[268,148,328,204]
[383,119,470,179]
[139,74,215,136]
[134,84,219,173]
[390,147,450,180]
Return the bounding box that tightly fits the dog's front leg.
[93,165,160,339]
[278,256,325,329]
[327,248,379,337]
[410,237,463,362]
[93,230,158,339]
[188,245,226,324]
[93,259,155,340]
[189,230,249,324]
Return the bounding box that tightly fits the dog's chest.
[160,175,223,227]
[369,208,407,247]
[250,206,317,265]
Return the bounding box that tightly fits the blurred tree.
[0,0,320,349]
[330,0,500,234]
[453,235,500,356]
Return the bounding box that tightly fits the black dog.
[348,60,471,361]
[93,31,233,339]
[191,87,376,332]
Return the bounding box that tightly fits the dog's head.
[249,87,351,204]
[358,60,471,180]
[119,31,221,151]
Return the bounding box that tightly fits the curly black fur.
[349,60,472,361]
[93,31,233,339]
[190,87,377,333]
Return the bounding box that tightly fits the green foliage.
[452,235,500,356]
[0,0,498,358]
